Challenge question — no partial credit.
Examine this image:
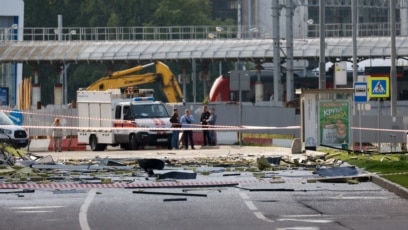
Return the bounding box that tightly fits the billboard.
[319,100,350,146]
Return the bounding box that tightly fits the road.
[1,146,408,229]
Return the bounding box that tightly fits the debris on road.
[133,190,207,197]
[154,170,197,180]
[0,145,374,190]
[0,189,35,194]
[163,198,187,202]
[315,165,358,177]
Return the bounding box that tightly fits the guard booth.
[298,88,355,151]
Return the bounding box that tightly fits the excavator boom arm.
[155,61,184,103]
[86,61,184,103]
[86,73,159,91]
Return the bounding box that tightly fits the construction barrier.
[26,136,86,152]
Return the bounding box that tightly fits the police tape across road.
[1,109,301,132]
[17,124,301,131]
[3,109,407,133]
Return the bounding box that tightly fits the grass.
[329,150,408,189]
[382,175,408,188]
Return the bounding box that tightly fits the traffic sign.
[368,77,389,98]
[9,109,24,125]
[354,82,367,102]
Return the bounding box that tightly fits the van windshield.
[131,104,169,118]
[0,112,16,125]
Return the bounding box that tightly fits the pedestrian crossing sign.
[368,77,389,98]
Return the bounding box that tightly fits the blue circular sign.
[9,109,24,125]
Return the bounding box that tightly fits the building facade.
[212,0,408,39]
[0,0,24,107]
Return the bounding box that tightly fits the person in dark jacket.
[169,108,181,149]
[206,108,217,145]
[200,105,210,146]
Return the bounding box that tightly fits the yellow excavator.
[86,61,183,103]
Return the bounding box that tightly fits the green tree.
[148,0,212,26]
[22,0,236,105]
[24,0,81,27]
[76,0,156,27]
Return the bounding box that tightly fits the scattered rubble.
[133,190,207,197]
[0,144,373,192]
[315,166,358,177]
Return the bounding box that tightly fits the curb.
[371,175,408,200]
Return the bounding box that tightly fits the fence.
[8,102,408,149]
[19,105,78,138]
[2,23,406,43]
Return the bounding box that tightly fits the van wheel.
[120,144,130,150]
[130,134,139,150]
[90,135,106,151]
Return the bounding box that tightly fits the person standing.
[200,105,210,146]
[52,118,63,152]
[207,108,217,145]
[169,108,181,149]
[180,109,195,150]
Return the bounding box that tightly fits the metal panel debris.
[133,190,207,197]
[316,166,358,177]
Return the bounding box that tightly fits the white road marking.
[239,192,257,210]
[277,218,334,223]
[239,191,250,200]
[79,189,97,230]
[9,206,65,209]
[238,191,274,222]
[15,210,54,213]
[254,211,274,223]
[332,196,388,200]
[244,200,258,210]
[280,214,327,218]
[276,227,320,230]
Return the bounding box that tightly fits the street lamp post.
[319,0,326,89]
[54,27,76,105]
[3,24,18,41]
[54,29,76,41]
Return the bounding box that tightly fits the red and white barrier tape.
[0,179,267,189]
[3,109,408,133]
[0,124,301,131]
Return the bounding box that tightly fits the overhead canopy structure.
[0,37,407,64]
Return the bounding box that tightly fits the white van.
[0,111,29,148]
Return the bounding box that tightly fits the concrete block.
[291,138,302,154]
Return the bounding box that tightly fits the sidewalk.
[24,132,294,153]
[29,145,297,161]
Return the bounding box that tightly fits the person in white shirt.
[180,109,195,150]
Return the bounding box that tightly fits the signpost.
[230,71,250,146]
[354,82,367,102]
[368,76,390,151]
[354,82,368,151]
[368,77,389,98]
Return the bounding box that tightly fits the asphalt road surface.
[1,147,408,230]
[1,178,408,230]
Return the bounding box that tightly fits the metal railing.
[0,23,405,42]
[308,22,403,37]
[18,25,248,41]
